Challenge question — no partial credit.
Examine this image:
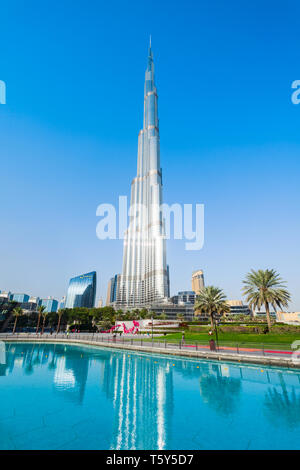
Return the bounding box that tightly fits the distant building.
[167,265,170,298]
[29,296,40,305]
[11,293,30,303]
[97,298,103,308]
[192,270,205,294]
[59,296,66,310]
[276,311,300,323]
[226,300,251,316]
[106,274,120,306]
[40,297,59,313]
[0,291,11,300]
[20,302,38,313]
[106,279,113,306]
[151,302,194,321]
[65,271,97,309]
[171,291,196,305]
[255,311,277,319]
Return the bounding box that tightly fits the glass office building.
[65,271,96,309]
[11,293,30,303]
[40,298,59,313]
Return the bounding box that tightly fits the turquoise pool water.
[0,342,300,450]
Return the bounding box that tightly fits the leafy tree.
[139,308,149,319]
[242,269,290,331]
[194,286,230,328]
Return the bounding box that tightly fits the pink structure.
[103,321,140,334]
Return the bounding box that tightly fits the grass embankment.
[146,330,300,350]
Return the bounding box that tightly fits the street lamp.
[215,318,220,351]
[151,314,154,341]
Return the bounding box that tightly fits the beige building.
[226,300,243,307]
[106,279,113,306]
[191,270,205,294]
[276,311,300,323]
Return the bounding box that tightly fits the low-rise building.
[171,291,196,305]
[11,293,30,303]
[151,302,194,321]
[276,311,300,323]
[0,291,12,300]
[226,300,251,316]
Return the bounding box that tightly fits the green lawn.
[146,331,300,350]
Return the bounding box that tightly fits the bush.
[219,325,267,334]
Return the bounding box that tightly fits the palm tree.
[12,307,23,334]
[199,367,242,417]
[41,310,48,335]
[264,372,300,429]
[56,309,64,334]
[242,269,290,331]
[36,305,46,334]
[194,286,230,328]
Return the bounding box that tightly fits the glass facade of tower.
[65,271,96,309]
[117,42,169,309]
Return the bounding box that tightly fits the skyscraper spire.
[116,43,169,309]
[147,35,153,71]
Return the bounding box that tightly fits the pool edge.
[2,336,299,370]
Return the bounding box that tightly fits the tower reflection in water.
[2,343,300,450]
[100,352,173,450]
[53,346,89,404]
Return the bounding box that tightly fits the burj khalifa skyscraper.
[116,40,169,309]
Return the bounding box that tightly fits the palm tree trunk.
[13,316,18,334]
[36,314,41,334]
[56,314,62,334]
[265,302,271,331]
[210,310,214,329]
[41,317,46,335]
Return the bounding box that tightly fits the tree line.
[7,268,291,334]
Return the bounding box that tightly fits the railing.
[0,332,295,361]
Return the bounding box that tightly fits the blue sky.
[0,0,299,309]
